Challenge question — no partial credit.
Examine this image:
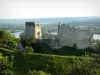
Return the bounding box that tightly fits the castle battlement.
[57,23,93,49]
[60,23,92,33]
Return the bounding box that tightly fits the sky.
[0,0,100,19]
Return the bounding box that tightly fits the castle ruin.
[20,22,93,49]
[57,23,93,49]
[21,22,42,39]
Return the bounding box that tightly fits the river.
[93,34,100,40]
[11,32,23,38]
[10,32,100,40]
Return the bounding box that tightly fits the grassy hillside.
[1,48,100,75]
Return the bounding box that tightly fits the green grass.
[0,47,93,75]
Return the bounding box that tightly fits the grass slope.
[0,47,92,75]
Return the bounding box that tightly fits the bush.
[27,70,50,75]
[21,37,36,47]
[0,55,14,75]
[32,43,52,54]
[70,54,100,75]
[24,46,34,53]
[0,30,19,49]
[0,52,2,59]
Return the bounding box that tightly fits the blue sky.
[0,0,100,19]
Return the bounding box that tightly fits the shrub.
[70,54,100,75]
[27,70,50,75]
[24,46,34,53]
[21,37,36,47]
[0,52,2,59]
[0,30,19,49]
[0,55,14,75]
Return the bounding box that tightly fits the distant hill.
[0,17,100,27]
[68,17,100,27]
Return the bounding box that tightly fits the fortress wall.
[60,36,78,47]
[58,24,78,47]
[59,24,92,40]
[77,39,91,49]
[77,30,92,40]
[35,24,42,39]
[22,22,42,39]
[57,23,92,49]
[59,24,78,39]
[24,23,35,39]
[57,25,62,39]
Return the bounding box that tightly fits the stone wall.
[24,22,35,39]
[21,22,42,39]
[57,23,93,49]
[35,24,42,39]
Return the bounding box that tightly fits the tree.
[70,54,100,75]
[41,28,49,39]
[21,37,36,47]
[24,46,34,53]
[0,54,14,75]
[0,30,19,49]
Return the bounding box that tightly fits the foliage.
[73,43,77,49]
[32,43,92,56]
[41,28,49,39]
[27,70,50,75]
[0,48,16,55]
[24,46,34,53]
[70,54,100,75]
[30,42,94,56]
[21,37,36,47]
[0,52,2,59]
[32,43,53,54]
[0,53,14,75]
[91,39,100,52]
[8,41,18,49]
[0,47,100,75]
[0,30,19,49]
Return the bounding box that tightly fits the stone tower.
[24,22,42,39]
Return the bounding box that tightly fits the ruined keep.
[21,22,42,39]
[57,23,93,49]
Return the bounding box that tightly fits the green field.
[0,47,100,75]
